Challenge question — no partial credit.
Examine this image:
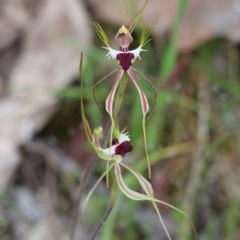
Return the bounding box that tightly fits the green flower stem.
[90,178,118,240]
[113,72,128,118]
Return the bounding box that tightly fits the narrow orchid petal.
[119,162,192,215]
[115,164,150,201]
[115,163,171,240]
[105,69,124,159]
[121,163,152,196]
[105,69,124,116]
[119,163,197,238]
[92,69,119,116]
[81,163,115,222]
[127,68,151,178]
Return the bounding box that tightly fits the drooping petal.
[92,69,119,116]
[127,68,151,178]
[115,164,150,201]
[120,163,152,196]
[120,163,178,210]
[105,69,124,146]
[105,69,124,116]
[131,67,157,122]
[115,163,171,239]
[127,69,149,114]
[118,162,197,239]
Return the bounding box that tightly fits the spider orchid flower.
[80,103,192,240]
[91,0,157,178]
[79,53,195,240]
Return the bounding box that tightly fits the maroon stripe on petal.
[115,165,141,200]
[106,69,124,114]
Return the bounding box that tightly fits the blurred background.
[1,0,240,239]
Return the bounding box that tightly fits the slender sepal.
[91,22,109,47]
[140,28,151,47]
[127,69,149,113]
[129,0,149,34]
[127,68,151,178]
[131,67,157,122]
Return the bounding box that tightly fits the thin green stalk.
[90,179,118,240]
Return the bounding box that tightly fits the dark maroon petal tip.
[115,141,133,156]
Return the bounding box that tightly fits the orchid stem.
[89,179,118,240]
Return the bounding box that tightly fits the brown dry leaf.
[87,0,240,51]
[0,0,92,193]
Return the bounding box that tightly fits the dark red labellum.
[115,141,133,156]
[116,52,134,71]
[107,138,119,147]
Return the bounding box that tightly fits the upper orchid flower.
[91,0,157,178]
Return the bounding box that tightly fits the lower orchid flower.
[79,53,196,240]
